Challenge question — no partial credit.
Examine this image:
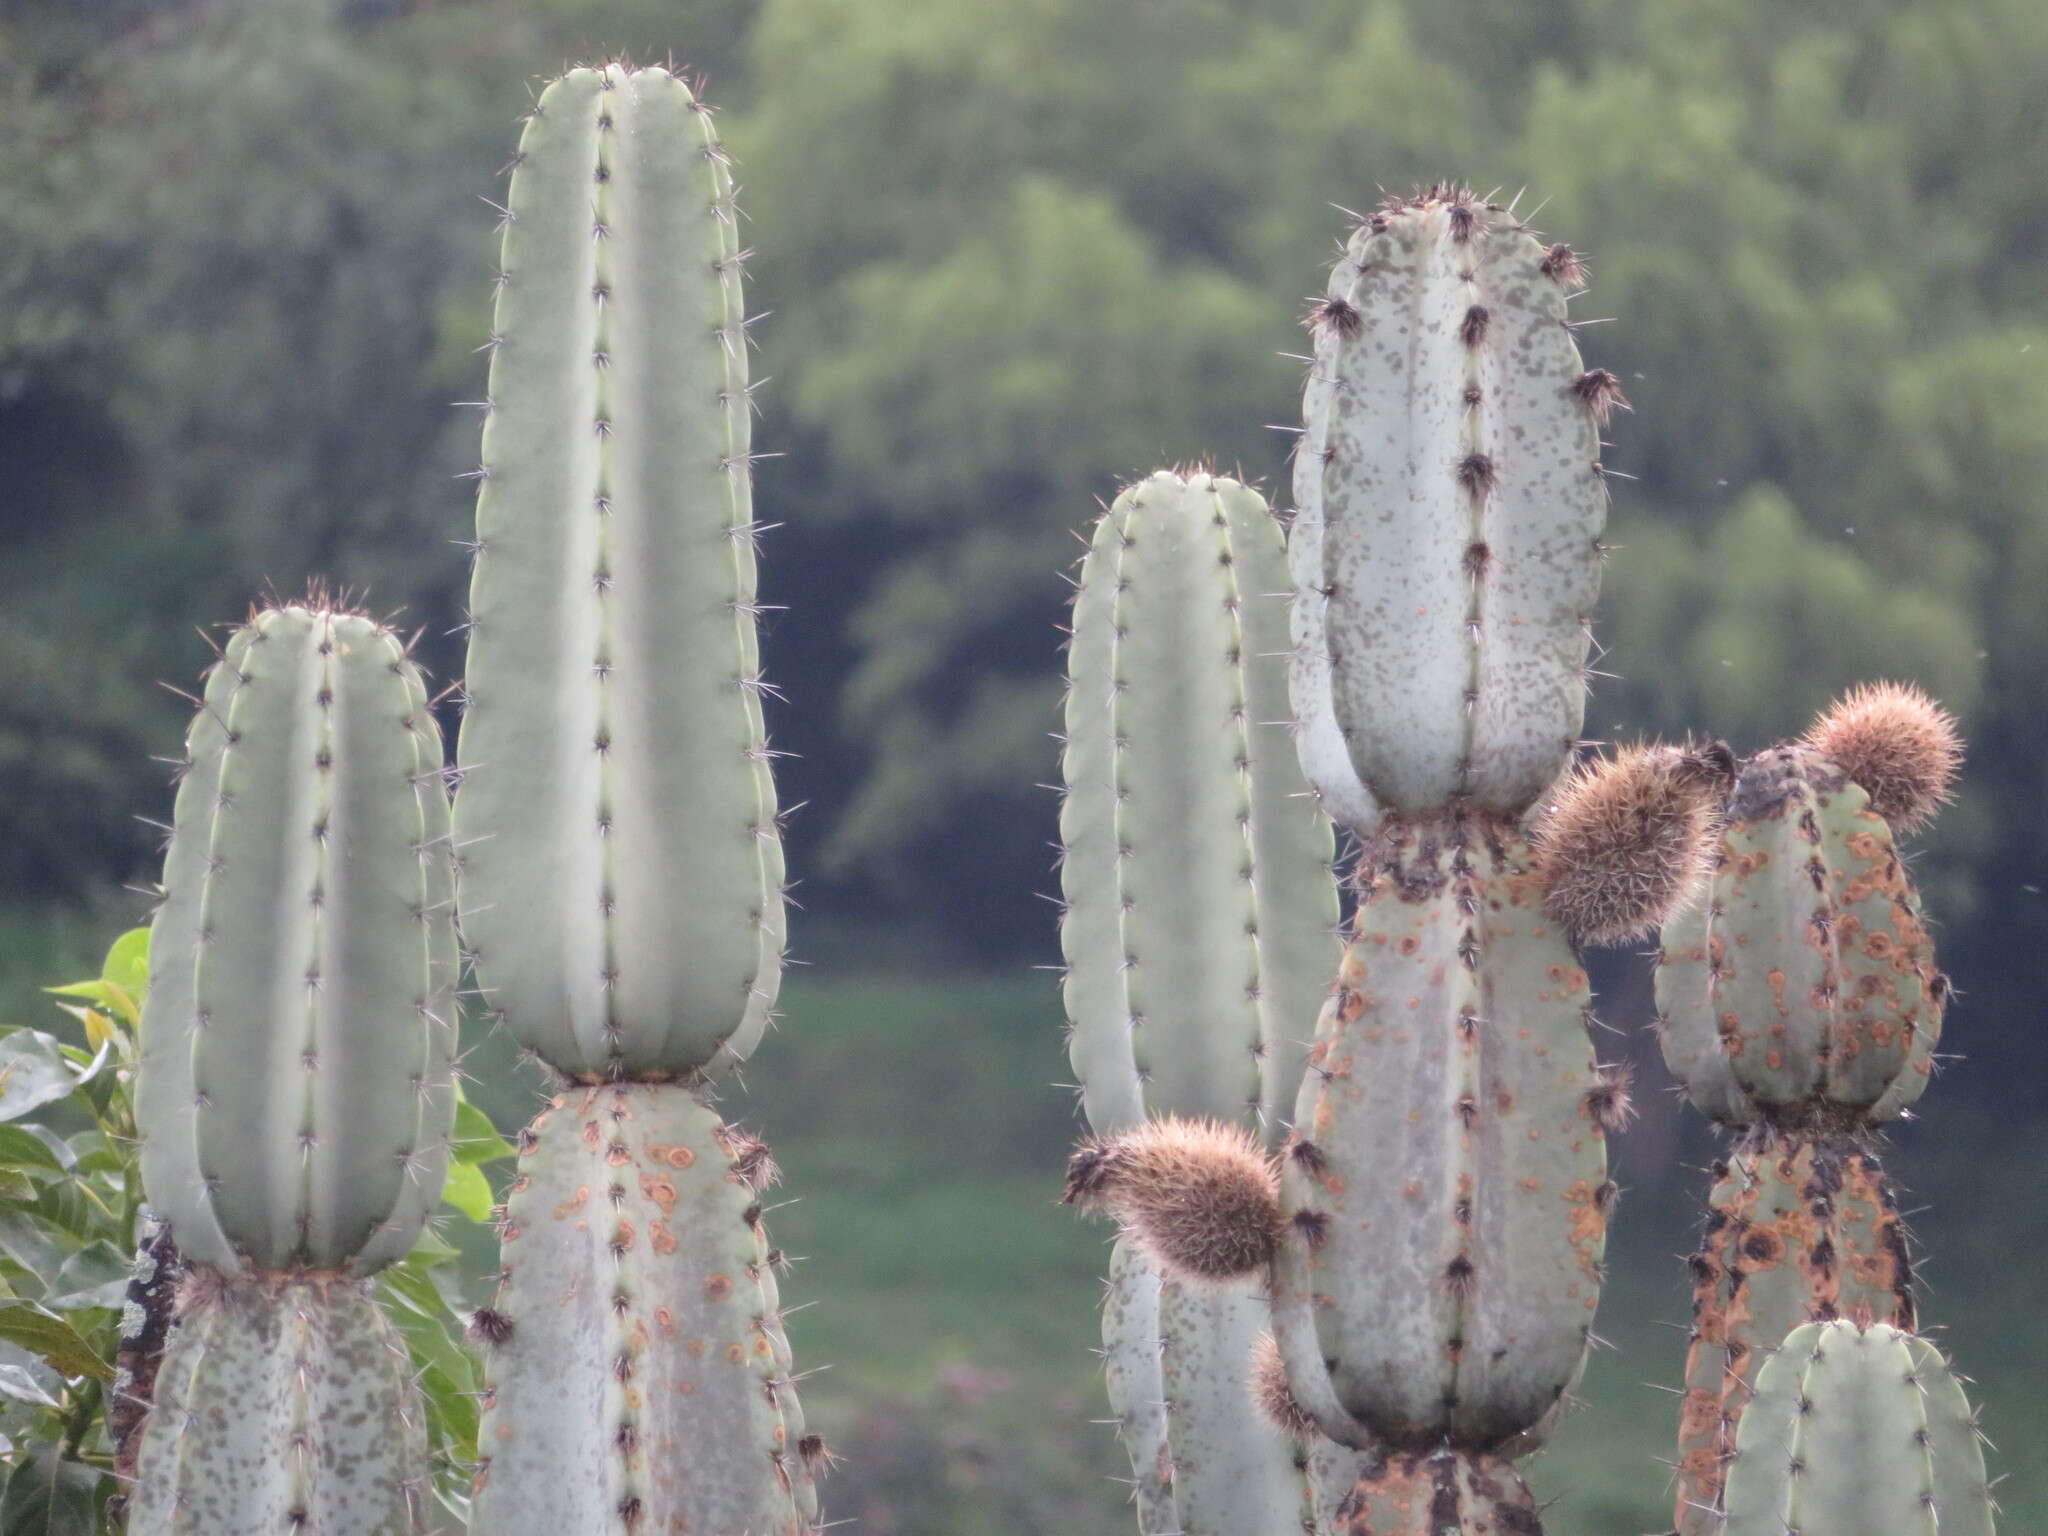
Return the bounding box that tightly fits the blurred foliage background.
[1,0,2044,1530]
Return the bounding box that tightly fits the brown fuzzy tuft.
[1532,742,1735,946]
[1062,1117,1282,1283]
[1249,1334,1317,1441]
[1802,682,1962,836]
[466,1307,516,1347]
[1570,368,1631,425]
[1540,243,1588,291]
[1582,1063,1637,1133]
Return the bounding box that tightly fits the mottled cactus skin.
[1656,745,1943,1127]
[472,1086,815,1536]
[1271,818,1610,1452]
[138,603,457,1274]
[1290,188,1610,823]
[1671,1134,1914,1535]
[1305,1443,1539,1536]
[454,63,783,1083]
[1721,1321,1995,1536]
[1062,469,1339,1137]
[129,1278,429,1536]
[1062,469,1338,1533]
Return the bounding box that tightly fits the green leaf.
[99,930,148,1005]
[452,1095,515,1166]
[0,1307,109,1383]
[0,1038,75,1125]
[0,1174,34,1205]
[402,1225,461,1268]
[0,1450,101,1536]
[376,1261,479,1455]
[43,1244,129,1312]
[0,1131,63,1177]
[438,1160,493,1224]
[0,1364,58,1411]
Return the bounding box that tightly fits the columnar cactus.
[132,601,457,1534]
[1656,685,1964,1534]
[1720,1320,1995,1536]
[1058,469,1340,1534]
[1066,192,1731,1536]
[452,63,819,1536]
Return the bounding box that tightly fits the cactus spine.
[132,602,456,1533]
[454,64,817,1536]
[1060,469,1340,1534]
[1720,1321,1995,1536]
[1656,690,1966,1534]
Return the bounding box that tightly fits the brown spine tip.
[1249,1334,1318,1442]
[467,1307,515,1347]
[1571,368,1631,425]
[798,1433,841,1477]
[1456,453,1496,495]
[1802,681,1962,836]
[1531,742,1733,946]
[1540,243,1588,291]
[1582,1063,1637,1133]
[1313,296,1364,339]
[1459,305,1491,347]
[1062,1117,1282,1283]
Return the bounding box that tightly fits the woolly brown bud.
[1062,1117,1283,1283]
[1532,742,1735,946]
[1802,681,1962,837]
[1248,1333,1317,1441]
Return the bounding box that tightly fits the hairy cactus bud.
[1065,1118,1283,1283]
[1801,681,1961,836]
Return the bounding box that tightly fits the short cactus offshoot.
[131,601,456,1534]
[453,63,820,1536]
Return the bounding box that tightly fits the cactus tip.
[1532,741,1734,947]
[1803,681,1962,836]
[1062,1117,1281,1283]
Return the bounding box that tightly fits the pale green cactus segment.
[1060,469,1339,1135]
[1276,820,1607,1450]
[1657,745,1942,1124]
[1102,1238,1177,1534]
[1721,1321,1995,1536]
[1291,189,1606,817]
[128,1277,429,1535]
[472,1085,814,1536]
[138,605,455,1274]
[1304,1443,1539,1536]
[1156,1272,1303,1536]
[1671,1134,1916,1536]
[455,63,783,1082]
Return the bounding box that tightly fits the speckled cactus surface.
[1290,186,1616,825]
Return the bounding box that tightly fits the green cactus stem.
[1061,468,1339,1137]
[1720,1320,1995,1536]
[469,1086,816,1536]
[127,1272,430,1535]
[1290,186,1614,823]
[1671,1132,1915,1535]
[453,62,783,1083]
[1271,817,1615,1453]
[1059,469,1337,1533]
[138,602,457,1275]
[1656,743,1943,1129]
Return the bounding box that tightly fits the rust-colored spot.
[581,1118,603,1149]
[646,1144,695,1169]
[725,1341,745,1364]
[654,1306,676,1338]
[638,1173,678,1215]
[612,1219,636,1253]
[1398,935,1421,956]
[553,1186,591,1220]
[605,1140,630,1166]
[650,1219,678,1255]
[1403,1178,1423,1199]
[704,1272,734,1302]
[686,1339,705,1358]
[510,1174,530,1195]
[1521,1176,1541,1192]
